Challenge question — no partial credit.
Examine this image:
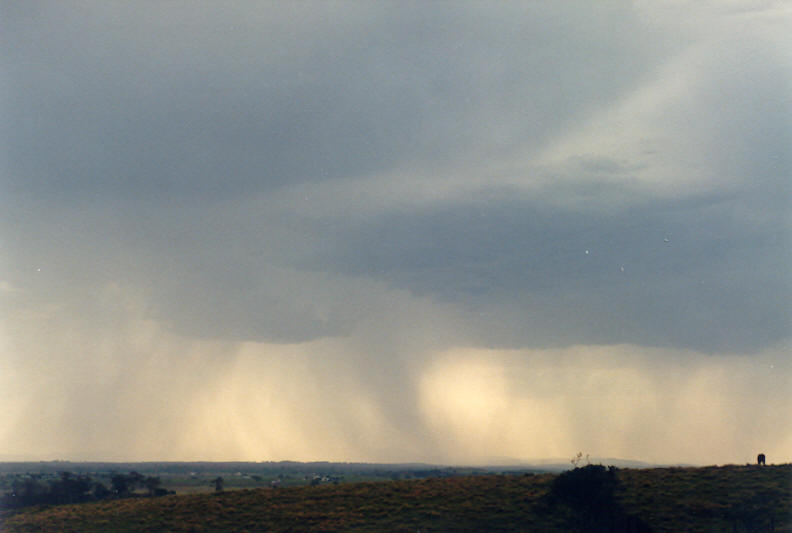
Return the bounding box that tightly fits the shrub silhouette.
[547,465,651,532]
[551,465,619,511]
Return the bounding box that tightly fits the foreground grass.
[2,464,790,532]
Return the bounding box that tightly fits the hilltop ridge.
[3,464,789,532]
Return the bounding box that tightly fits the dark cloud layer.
[2,1,789,352]
[2,2,671,200]
[314,187,789,352]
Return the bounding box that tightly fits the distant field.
[0,461,483,495]
[2,464,790,532]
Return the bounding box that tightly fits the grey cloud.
[1,2,788,352]
[13,166,785,352]
[2,2,673,202]
[309,183,789,352]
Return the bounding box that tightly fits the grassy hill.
[2,464,789,532]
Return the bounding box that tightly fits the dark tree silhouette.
[144,476,162,496]
[757,453,766,465]
[50,472,93,504]
[111,473,132,496]
[2,471,172,510]
[92,481,111,500]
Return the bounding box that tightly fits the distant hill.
[2,464,790,532]
[477,456,686,472]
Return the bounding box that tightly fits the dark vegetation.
[0,471,172,509]
[543,465,651,532]
[1,464,789,532]
[0,462,507,497]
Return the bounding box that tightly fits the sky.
[1,1,790,466]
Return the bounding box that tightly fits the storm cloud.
[1,1,790,464]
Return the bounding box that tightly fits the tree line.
[1,471,173,509]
